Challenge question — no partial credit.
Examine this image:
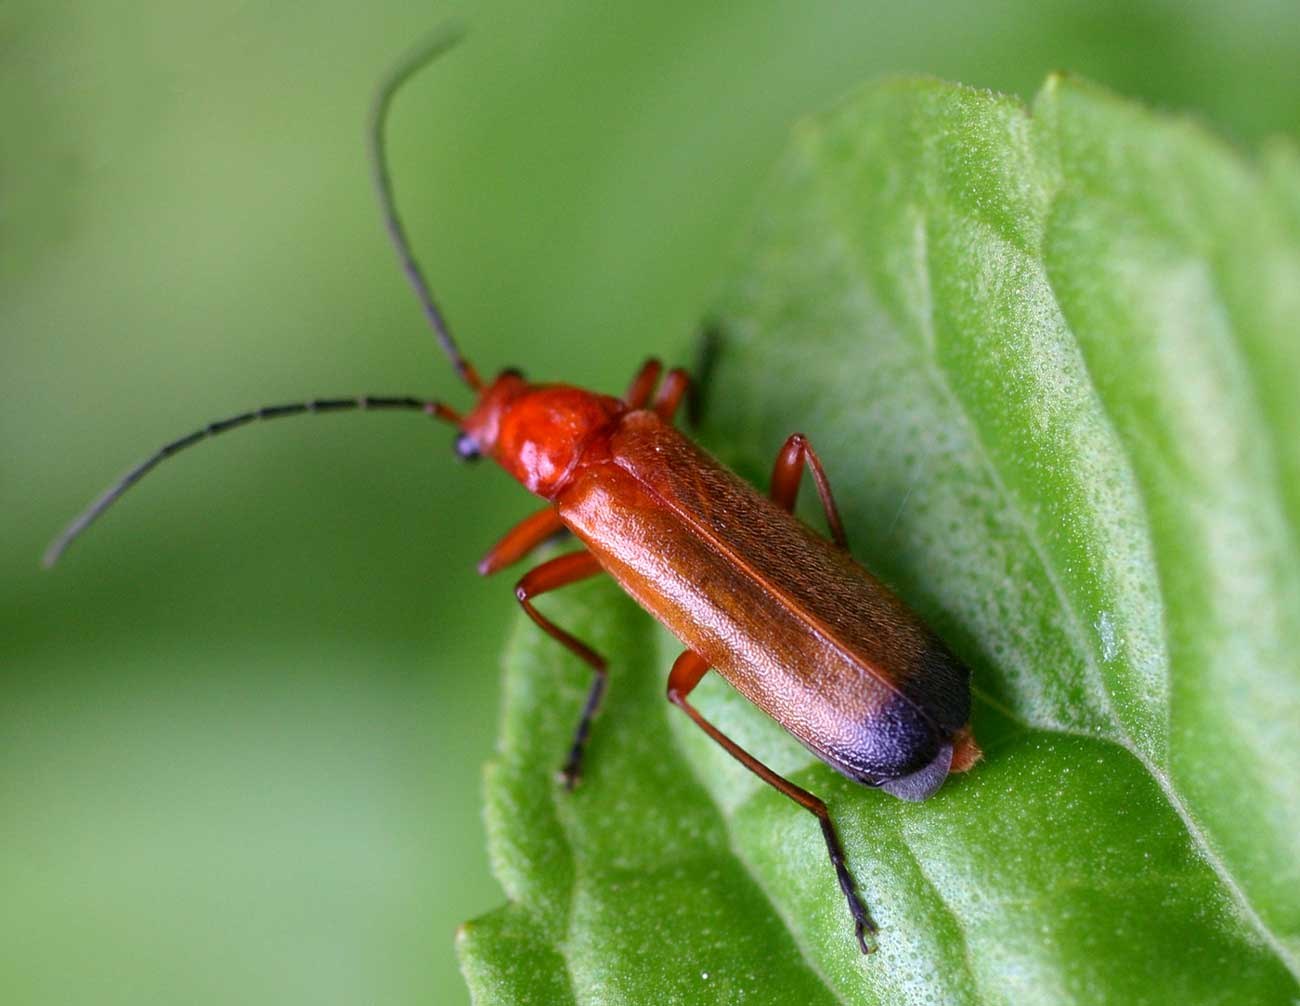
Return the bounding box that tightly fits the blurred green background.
[4,2,1299,1003]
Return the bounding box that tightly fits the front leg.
[652,368,690,423]
[621,357,692,424]
[478,506,565,575]
[515,551,607,788]
[623,358,663,409]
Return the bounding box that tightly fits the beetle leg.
[623,358,664,408]
[478,506,565,575]
[770,433,849,550]
[652,368,691,424]
[515,551,608,789]
[624,357,691,422]
[667,649,877,954]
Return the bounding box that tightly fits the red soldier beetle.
[45,28,981,955]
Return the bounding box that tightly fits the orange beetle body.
[465,373,981,804]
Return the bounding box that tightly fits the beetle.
[45,28,980,954]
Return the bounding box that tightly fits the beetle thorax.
[462,379,623,498]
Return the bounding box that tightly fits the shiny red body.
[461,373,980,795]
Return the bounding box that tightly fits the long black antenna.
[369,23,482,392]
[45,30,478,568]
[43,396,459,567]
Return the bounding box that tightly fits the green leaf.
[458,77,1300,1003]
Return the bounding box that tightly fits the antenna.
[45,30,478,568]
[43,396,460,567]
[369,23,483,392]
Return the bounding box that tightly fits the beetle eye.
[453,433,481,462]
[500,366,525,380]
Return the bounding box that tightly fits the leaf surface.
[458,77,1300,1004]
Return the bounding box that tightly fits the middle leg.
[770,433,849,550]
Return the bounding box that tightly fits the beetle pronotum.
[46,27,981,954]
